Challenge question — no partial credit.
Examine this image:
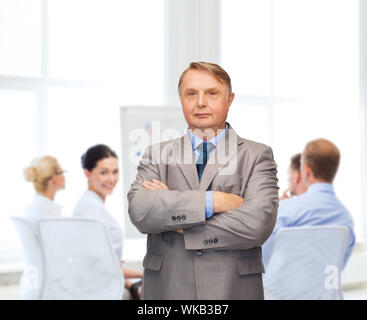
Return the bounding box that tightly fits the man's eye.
[187,92,195,96]
[101,171,107,175]
[209,91,216,95]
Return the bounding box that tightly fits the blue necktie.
[196,141,215,181]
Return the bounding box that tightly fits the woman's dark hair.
[81,144,118,171]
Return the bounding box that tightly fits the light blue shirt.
[188,123,228,219]
[262,182,355,268]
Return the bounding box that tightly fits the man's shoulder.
[142,135,187,165]
[148,135,185,149]
[147,132,273,157]
[236,136,273,160]
[245,138,269,149]
[234,132,271,151]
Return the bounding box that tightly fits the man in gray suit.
[128,62,279,300]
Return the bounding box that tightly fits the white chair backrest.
[263,226,349,300]
[38,218,124,300]
[11,217,44,300]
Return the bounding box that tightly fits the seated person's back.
[21,155,65,299]
[262,139,355,269]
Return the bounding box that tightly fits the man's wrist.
[205,191,214,219]
[213,191,244,213]
[213,191,223,213]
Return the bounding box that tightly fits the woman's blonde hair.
[23,156,60,193]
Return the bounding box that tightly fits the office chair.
[38,218,124,300]
[263,226,349,300]
[11,217,44,300]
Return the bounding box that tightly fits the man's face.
[179,69,234,132]
[287,167,298,196]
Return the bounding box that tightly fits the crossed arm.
[128,145,279,250]
[143,179,244,234]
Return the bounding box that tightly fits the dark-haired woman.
[73,144,142,299]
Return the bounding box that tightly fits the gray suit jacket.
[128,125,279,300]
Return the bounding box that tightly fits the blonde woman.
[23,156,65,226]
[20,156,65,299]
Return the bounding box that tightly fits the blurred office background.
[0,0,366,299]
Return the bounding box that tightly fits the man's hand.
[142,179,169,191]
[279,188,290,201]
[213,191,244,213]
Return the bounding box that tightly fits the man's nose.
[197,92,207,107]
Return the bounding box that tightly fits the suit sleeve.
[127,145,206,234]
[183,146,279,251]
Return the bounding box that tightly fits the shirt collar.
[307,182,335,194]
[86,190,104,203]
[189,123,229,151]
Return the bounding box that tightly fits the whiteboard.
[120,106,188,238]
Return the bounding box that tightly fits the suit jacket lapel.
[199,125,245,191]
[173,132,200,190]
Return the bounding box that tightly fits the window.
[0,91,38,252]
[221,0,272,97]
[0,0,42,77]
[221,0,361,236]
[0,0,164,258]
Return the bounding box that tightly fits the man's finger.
[152,179,169,190]
[143,181,163,190]
[143,181,155,190]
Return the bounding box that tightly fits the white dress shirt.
[262,183,355,269]
[73,190,123,261]
[21,194,62,299]
[24,194,62,227]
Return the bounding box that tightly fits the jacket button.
[177,215,181,221]
[182,215,186,221]
[203,239,208,245]
[171,216,176,221]
[213,238,218,244]
[196,250,203,256]
[209,239,213,244]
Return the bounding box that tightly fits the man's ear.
[303,164,313,180]
[227,92,235,107]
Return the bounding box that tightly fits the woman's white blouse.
[22,194,62,299]
[73,190,123,261]
[24,194,62,227]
